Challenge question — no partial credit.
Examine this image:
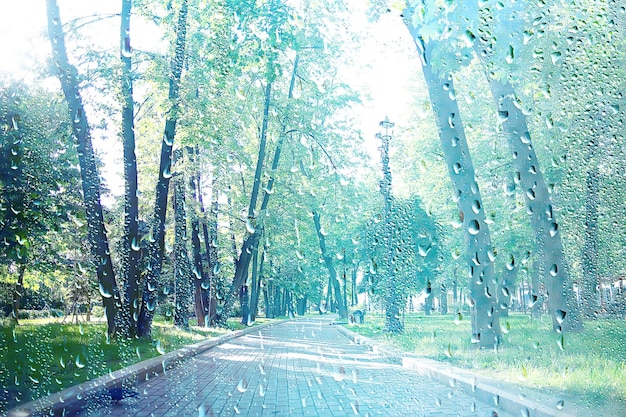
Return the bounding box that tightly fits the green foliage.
[0,79,82,265]
[0,319,229,413]
[348,313,626,414]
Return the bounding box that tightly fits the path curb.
[7,321,282,417]
[335,324,578,417]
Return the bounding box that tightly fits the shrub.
[157,302,175,322]
[17,310,51,319]
[90,305,104,319]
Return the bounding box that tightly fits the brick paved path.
[89,317,511,417]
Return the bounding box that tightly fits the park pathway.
[88,316,511,417]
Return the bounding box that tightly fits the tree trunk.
[312,211,347,319]
[351,265,358,306]
[342,266,348,315]
[403,15,501,348]
[119,0,141,338]
[137,0,188,338]
[248,244,263,322]
[486,78,582,332]
[223,57,299,321]
[296,295,307,316]
[46,0,119,336]
[582,161,600,318]
[219,83,272,323]
[173,171,192,330]
[274,286,282,317]
[264,280,273,318]
[188,148,208,327]
[202,176,219,325]
[11,263,26,324]
[530,258,544,318]
[440,283,448,315]
[240,285,249,325]
[424,281,434,315]
[286,290,294,318]
[326,274,332,313]
[499,255,519,318]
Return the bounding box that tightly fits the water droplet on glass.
[468,219,480,235]
[498,110,509,124]
[156,339,165,355]
[99,283,112,298]
[448,113,455,128]
[258,384,266,397]
[163,132,174,146]
[131,237,141,251]
[556,400,564,409]
[549,264,558,276]
[75,354,85,369]
[246,218,256,234]
[237,378,248,393]
[162,163,172,179]
[418,243,432,257]
[454,312,463,325]
[549,222,558,237]
[369,259,377,274]
[506,45,514,63]
[333,366,346,382]
[121,37,132,58]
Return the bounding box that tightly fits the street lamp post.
[376,117,403,333]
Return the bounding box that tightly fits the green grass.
[0,317,271,413]
[346,312,626,414]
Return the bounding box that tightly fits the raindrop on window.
[468,219,480,235]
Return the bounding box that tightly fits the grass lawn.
[345,312,626,415]
[0,316,273,413]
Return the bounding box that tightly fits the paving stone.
[89,317,513,416]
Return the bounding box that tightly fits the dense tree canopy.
[1,0,625,348]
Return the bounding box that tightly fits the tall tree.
[0,81,80,323]
[484,77,582,331]
[403,11,501,347]
[46,0,119,336]
[312,210,347,319]
[137,0,189,338]
[119,0,141,337]
[172,163,192,329]
[220,82,272,324]
[187,148,210,327]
